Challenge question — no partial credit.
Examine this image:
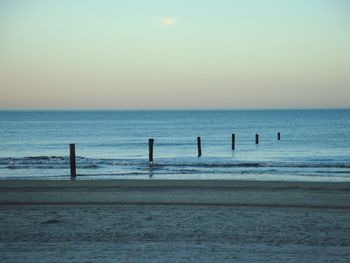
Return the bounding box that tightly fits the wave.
[0,156,349,170]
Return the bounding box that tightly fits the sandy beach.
[0,179,350,207]
[1,180,350,262]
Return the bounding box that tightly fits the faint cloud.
[161,18,176,26]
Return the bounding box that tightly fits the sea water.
[0,110,349,181]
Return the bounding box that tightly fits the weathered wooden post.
[232,133,235,150]
[197,137,202,157]
[148,139,154,162]
[69,144,76,178]
[255,134,259,144]
[277,132,281,140]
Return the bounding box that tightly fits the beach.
[1,180,350,262]
[0,179,350,207]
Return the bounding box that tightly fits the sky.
[0,0,349,109]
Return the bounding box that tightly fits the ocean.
[0,109,349,181]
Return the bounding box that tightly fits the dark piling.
[148,139,154,162]
[69,144,76,178]
[232,133,235,150]
[197,137,202,157]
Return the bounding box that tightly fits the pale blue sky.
[0,0,349,109]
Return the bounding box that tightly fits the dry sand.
[1,180,350,262]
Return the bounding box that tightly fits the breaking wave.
[0,156,349,170]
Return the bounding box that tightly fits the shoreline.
[1,179,350,208]
[1,178,350,188]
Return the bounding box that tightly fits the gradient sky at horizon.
[0,0,349,109]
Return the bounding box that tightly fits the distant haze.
[0,0,349,109]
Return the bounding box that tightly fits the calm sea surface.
[0,110,349,181]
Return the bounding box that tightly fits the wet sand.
[1,180,350,262]
[1,179,350,207]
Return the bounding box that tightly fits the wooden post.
[197,137,202,157]
[278,132,281,140]
[148,139,154,162]
[255,134,259,144]
[69,144,76,178]
[232,133,235,150]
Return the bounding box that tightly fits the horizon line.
[0,107,349,112]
